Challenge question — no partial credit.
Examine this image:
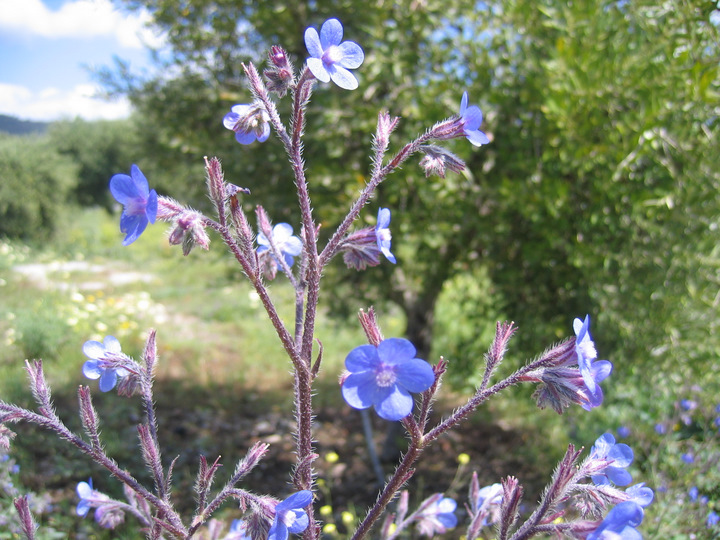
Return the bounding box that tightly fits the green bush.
[0,134,78,242]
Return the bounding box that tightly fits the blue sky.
[0,0,164,121]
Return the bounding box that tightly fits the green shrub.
[0,134,78,242]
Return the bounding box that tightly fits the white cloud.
[0,82,132,121]
[0,0,164,49]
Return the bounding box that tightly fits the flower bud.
[264,46,295,97]
[339,228,382,270]
[418,145,466,179]
[358,308,383,346]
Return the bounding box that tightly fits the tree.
[48,118,143,209]
[0,133,78,241]
[105,0,720,389]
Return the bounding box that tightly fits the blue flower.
[76,479,95,517]
[223,103,270,145]
[76,478,123,529]
[708,510,719,528]
[375,208,396,264]
[110,165,158,245]
[617,425,631,438]
[626,483,654,508]
[82,336,129,392]
[305,18,364,90]
[415,495,458,536]
[257,223,303,268]
[341,338,435,421]
[589,433,634,486]
[573,315,598,391]
[459,92,490,147]
[679,399,697,411]
[588,501,646,540]
[681,452,695,464]
[268,491,312,540]
[473,483,503,527]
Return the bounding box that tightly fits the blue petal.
[328,64,358,90]
[98,369,118,392]
[267,522,288,540]
[465,129,490,147]
[320,18,343,49]
[345,344,380,372]
[257,122,271,143]
[230,104,251,115]
[82,360,102,380]
[342,371,377,409]
[338,41,364,69]
[120,213,148,246]
[592,433,616,457]
[102,335,120,355]
[396,358,435,393]
[277,490,313,511]
[462,105,483,131]
[76,480,93,498]
[109,174,138,205]
[83,340,105,360]
[606,467,633,486]
[307,58,330,82]
[626,483,654,507]
[376,207,391,229]
[375,384,413,421]
[437,512,458,529]
[592,360,613,383]
[76,500,91,517]
[460,92,469,115]
[377,338,416,366]
[608,442,634,468]
[235,130,257,145]
[283,236,303,257]
[380,245,396,264]
[146,190,158,224]
[223,112,240,130]
[304,27,323,58]
[288,510,309,533]
[130,164,150,198]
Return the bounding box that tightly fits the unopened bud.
[419,145,465,179]
[264,46,295,97]
[204,156,226,205]
[376,111,400,151]
[358,308,383,346]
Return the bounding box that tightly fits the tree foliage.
[48,118,142,209]
[106,0,720,388]
[0,134,78,242]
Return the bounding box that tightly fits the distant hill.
[0,114,49,135]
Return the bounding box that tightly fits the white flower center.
[281,510,297,527]
[323,45,342,65]
[577,339,597,361]
[375,363,397,387]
